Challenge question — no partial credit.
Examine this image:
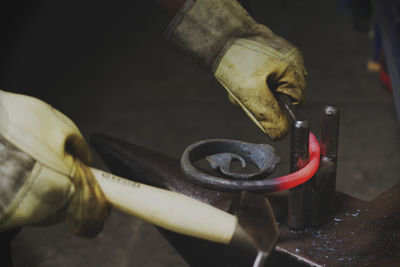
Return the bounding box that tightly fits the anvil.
[90,133,400,266]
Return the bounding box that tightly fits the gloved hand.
[0,90,109,238]
[167,0,307,139]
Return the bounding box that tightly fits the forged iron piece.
[180,137,319,193]
[198,140,281,180]
[91,134,400,266]
[92,135,400,266]
[180,139,285,192]
[206,153,248,178]
[306,106,340,226]
[288,120,310,229]
[180,139,281,185]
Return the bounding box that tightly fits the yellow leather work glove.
[167,0,307,139]
[0,90,109,238]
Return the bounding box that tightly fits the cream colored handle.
[90,168,237,244]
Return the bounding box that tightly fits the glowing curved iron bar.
[274,132,320,191]
[181,133,320,192]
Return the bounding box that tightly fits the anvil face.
[91,133,400,266]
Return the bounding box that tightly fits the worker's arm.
[0,90,109,238]
[166,0,307,140]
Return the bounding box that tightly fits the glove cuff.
[0,134,109,238]
[0,134,74,231]
[166,0,256,71]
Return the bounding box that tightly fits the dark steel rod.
[320,105,340,163]
[307,105,340,226]
[288,120,310,229]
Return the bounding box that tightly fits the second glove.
[0,90,109,238]
[167,0,307,139]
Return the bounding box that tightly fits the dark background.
[1,0,399,266]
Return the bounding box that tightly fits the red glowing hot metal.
[274,132,320,191]
[180,133,320,193]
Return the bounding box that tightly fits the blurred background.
[1,0,399,266]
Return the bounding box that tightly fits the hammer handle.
[90,168,237,244]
